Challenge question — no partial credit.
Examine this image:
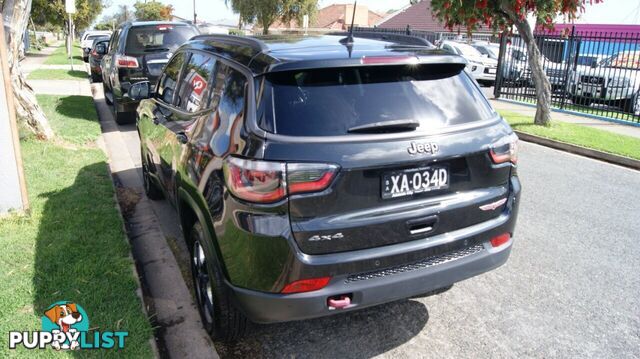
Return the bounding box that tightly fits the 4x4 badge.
[407,142,439,155]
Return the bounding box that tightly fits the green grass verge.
[44,43,83,65]
[28,69,88,81]
[501,110,640,160]
[0,96,154,358]
[36,95,102,146]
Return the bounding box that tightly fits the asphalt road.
[97,85,640,358]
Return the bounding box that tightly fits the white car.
[570,51,640,115]
[439,41,498,85]
[80,31,112,62]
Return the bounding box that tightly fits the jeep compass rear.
[136,34,521,342]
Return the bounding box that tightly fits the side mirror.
[96,43,107,55]
[129,81,150,101]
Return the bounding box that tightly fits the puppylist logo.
[9,301,128,350]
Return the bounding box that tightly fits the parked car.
[88,39,110,82]
[132,33,522,341]
[569,51,640,115]
[100,21,199,124]
[473,42,527,85]
[80,30,112,62]
[439,40,498,85]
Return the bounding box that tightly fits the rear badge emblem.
[479,198,507,211]
[407,142,439,155]
[308,233,344,242]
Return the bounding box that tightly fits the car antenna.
[340,1,357,57]
[340,1,357,46]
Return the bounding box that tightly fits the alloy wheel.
[192,240,214,325]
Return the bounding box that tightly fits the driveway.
[95,83,640,358]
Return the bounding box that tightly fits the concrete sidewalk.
[491,99,640,139]
[29,79,91,96]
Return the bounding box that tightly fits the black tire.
[572,96,592,107]
[83,56,89,63]
[621,93,640,116]
[411,284,453,299]
[190,223,248,342]
[141,147,163,200]
[103,82,113,105]
[113,96,132,125]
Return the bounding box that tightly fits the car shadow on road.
[216,299,429,358]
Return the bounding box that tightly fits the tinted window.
[262,64,495,136]
[156,52,186,105]
[125,25,198,55]
[175,52,216,112]
[108,29,120,52]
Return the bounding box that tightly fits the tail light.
[116,55,139,68]
[223,157,339,203]
[281,277,331,294]
[287,163,339,195]
[490,133,518,164]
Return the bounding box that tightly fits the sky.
[101,0,640,26]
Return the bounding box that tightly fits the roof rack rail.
[328,31,434,47]
[190,34,268,54]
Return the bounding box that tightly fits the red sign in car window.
[191,73,206,96]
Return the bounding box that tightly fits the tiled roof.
[378,0,486,33]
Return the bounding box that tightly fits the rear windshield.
[125,25,198,55]
[87,35,107,40]
[259,64,496,136]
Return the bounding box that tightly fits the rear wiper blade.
[144,47,170,52]
[348,119,420,133]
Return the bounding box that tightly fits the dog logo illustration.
[9,300,128,350]
[41,301,89,350]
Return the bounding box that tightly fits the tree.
[98,5,135,29]
[430,0,604,126]
[226,0,317,34]
[31,0,105,33]
[2,0,53,139]
[134,1,174,21]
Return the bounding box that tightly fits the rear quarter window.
[259,64,496,137]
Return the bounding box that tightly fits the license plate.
[382,166,449,199]
[488,68,496,74]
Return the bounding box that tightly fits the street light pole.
[193,0,197,24]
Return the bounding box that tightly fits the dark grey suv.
[132,33,521,341]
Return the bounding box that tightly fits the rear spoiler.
[261,53,468,76]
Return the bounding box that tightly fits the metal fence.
[352,26,496,45]
[495,28,640,124]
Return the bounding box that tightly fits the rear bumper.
[229,176,521,323]
[231,240,511,323]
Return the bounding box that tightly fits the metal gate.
[495,27,640,124]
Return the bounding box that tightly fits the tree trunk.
[2,0,53,139]
[511,18,551,126]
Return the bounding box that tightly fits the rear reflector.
[281,277,331,294]
[490,233,511,248]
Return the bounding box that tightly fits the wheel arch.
[177,187,230,279]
